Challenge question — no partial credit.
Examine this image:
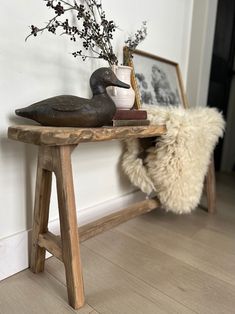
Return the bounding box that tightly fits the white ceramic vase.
[107,65,135,109]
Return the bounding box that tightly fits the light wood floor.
[0,173,235,314]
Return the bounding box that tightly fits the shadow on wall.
[3,36,92,104]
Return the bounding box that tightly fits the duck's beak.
[15,107,31,118]
[15,108,25,117]
[113,78,130,89]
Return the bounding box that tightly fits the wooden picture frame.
[123,47,188,109]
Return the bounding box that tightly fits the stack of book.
[112,109,149,127]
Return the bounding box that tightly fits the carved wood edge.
[8,125,166,146]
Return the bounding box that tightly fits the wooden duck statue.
[15,67,130,127]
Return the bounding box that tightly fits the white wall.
[0,0,193,243]
[186,0,218,107]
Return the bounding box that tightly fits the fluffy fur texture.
[122,105,225,214]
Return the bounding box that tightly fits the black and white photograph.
[131,50,186,108]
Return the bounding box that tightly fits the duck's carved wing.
[47,95,91,112]
[51,103,85,112]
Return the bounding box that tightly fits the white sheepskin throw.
[122,105,225,214]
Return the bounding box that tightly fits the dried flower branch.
[125,21,147,52]
[26,0,118,66]
[123,21,147,66]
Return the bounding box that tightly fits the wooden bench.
[8,124,167,309]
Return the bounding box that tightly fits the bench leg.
[205,156,216,214]
[30,145,85,309]
[53,146,85,309]
[31,147,52,273]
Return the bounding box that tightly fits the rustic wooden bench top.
[8,124,166,146]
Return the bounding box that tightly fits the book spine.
[113,120,150,127]
[113,110,147,120]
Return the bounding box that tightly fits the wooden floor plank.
[115,212,235,286]
[46,248,195,314]
[145,204,235,239]
[192,228,235,256]
[0,270,95,314]
[83,229,235,314]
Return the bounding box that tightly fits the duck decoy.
[15,67,130,127]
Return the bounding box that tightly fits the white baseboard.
[0,191,145,281]
[0,231,29,281]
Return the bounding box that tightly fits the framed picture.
[123,47,188,109]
